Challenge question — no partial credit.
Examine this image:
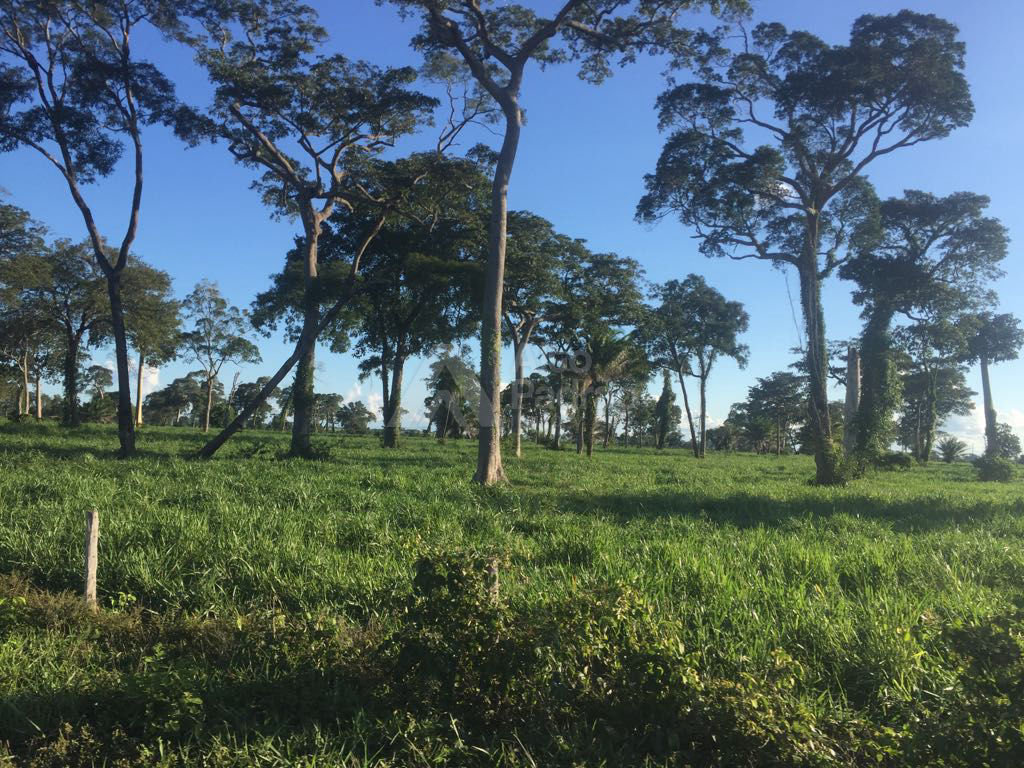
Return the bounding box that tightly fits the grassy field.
[1,421,1023,766]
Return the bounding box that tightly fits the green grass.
[1,421,1023,766]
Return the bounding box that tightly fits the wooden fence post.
[84,509,99,610]
[485,557,500,604]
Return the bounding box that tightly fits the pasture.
[1,422,1023,766]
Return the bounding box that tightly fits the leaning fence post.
[84,508,99,610]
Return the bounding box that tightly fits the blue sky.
[2,0,1021,451]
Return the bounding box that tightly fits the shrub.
[906,604,1024,766]
[877,452,914,471]
[974,455,1016,482]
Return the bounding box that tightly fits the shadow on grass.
[552,487,1024,533]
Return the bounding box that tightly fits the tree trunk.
[203,377,214,433]
[474,100,522,486]
[981,355,997,456]
[798,257,841,484]
[843,345,860,455]
[603,392,612,449]
[35,372,42,419]
[20,351,29,416]
[439,398,452,442]
[575,383,584,455]
[584,388,596,457]
[135,351,145,426]
[289,207,323,458]
[278,389,291,432]
[62,338,81,427]
[913,399,924,461]
[676,369,699,458]
[854,305,899,460]
[290,320,316,455]
[511,338,526,458]
[698,373,708,458]
[198,210,384,459]
[921,371,938,463]
[383,355,405,448]
[106,272,136,457]
[552,370,563,450]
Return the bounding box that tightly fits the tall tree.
[0,0,193,455]
[0,203,46,417]
[312,392,344,432]
[967,313,1024,458]
[353,234,480,448]
[339,154,485,448]
[639,13,973,483]
[390,0,746,484]
[740,371,807,456]
[143,371,210,426]
[1,239,109,425]
[190,0,435,457]
[180,280,260,432]
[579,327,638,456]
[230,377,277,429]
[0,200,44,256]
[337,400,376,435]
[552,249,645,456]
[532,234,590,452]
[894,317,972,463]
[841,190,1007,461]
[897,364,974,461]
[424,349,479,441]
[122,260,181,426]
[503,211,563,457]
[84,364,113,400]
[646,275,748,457]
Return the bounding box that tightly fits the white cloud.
[344,376,430,429]
[941,403,1024,455]
[343,381,365,407]
[102,356,161,399]
[342,381,387,423]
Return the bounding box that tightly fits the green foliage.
[968,313,1024,366]
[122,261,181,367]
[989,422,1023,461]
[974,455,1016,483]
[877,452,914,472]
[336,400,376,435]
[180,280,260,430]
[652,369,679,450]
[907,603,1024,766]
[937,436,968,464]
[424,351,479,439]
[729,370,806,455]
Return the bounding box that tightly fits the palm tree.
[937,436,968,464]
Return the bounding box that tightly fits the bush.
[974,455,1016,482]
[906,604,1024,766]
[877,452,914,471]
